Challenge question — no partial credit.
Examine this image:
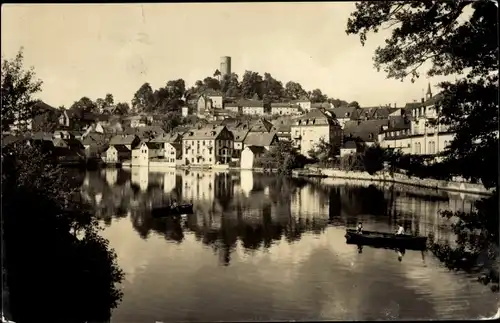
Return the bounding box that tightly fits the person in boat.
[395,223,405,235]
[356,222,363,233]
[171,199,178,209]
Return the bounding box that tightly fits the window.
[209,158,212,162]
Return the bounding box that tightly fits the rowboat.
[151,204,194,218]
[345,229,427,250]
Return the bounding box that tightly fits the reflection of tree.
[339,184,388,216]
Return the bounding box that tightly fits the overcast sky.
[2,3,455,108]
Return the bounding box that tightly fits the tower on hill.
[220,56,231,77]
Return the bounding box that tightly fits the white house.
[240,146,267,169]
[104,144,131,163]
[131,141,163,166]
[290,99,311,112]
[270,103,300,116]
[291,109,342,158]
[181,106,189,117]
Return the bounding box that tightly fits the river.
[80,168,498,322]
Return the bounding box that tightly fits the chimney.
[394,102,396,108]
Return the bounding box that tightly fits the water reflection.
[80,169,498,321]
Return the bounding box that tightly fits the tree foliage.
[1,47,43,132]
[346,0,498,188]
[346,0,498,286]
[1,49,124,322]
[308,137,338,163]
[255,141,306,175]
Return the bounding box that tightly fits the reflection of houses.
[182,126,234,166]
[105,168,118,186]
[239,170,254,196]
[131,167,149,191]
[291,108,342,158]
[162,170,177,193]
[291,185,329,219]
[182,171,215,202]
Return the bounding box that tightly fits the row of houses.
[5,84,457,169]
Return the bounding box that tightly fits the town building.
[104,145,131,164]
[290,98,311,112]
[182,125,234,166]
[270,103,300,116]
[291,109,342,158]
[240,146,267,169]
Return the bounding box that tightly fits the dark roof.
[203,89,224,97]
[81,132,107,145]
[249,118,273,132]
[144,141,163,149]
[343,119,389,142]
[244,132,278,147]
[328,106,358,119]
[380,116,411,134]
[294,109,339,126]
[183,126,228,140]
[31,132,53,141]
[2,135,28,148]
[231,129,250,142]
[247,146,267,154]
[238,100,264,108]
[342,140,358,149]
[109,134,139,145]
[311,102,332,109]
[111,144,130,152]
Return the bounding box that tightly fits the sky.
[1,3,456,108]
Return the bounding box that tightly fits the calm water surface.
[80,168,499,322]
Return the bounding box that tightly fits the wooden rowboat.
[345,229,427,251]
[151,204,194,218]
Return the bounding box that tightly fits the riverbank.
[292,168,493,196]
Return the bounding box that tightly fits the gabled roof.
[311,102,332,109]
[270,102,300,108]
[231,129,250,142]
[246,146,267,154]
[2,135,28,148]
[294,108,339,126]
[110,144,130,153]
[249,118,273,132]
[109,134,139,146]
[328,106,358,119]
[140,141,163,149]
[183,126,228,140]
[150,132,182,143]
[342,140,358,149]
[343,119,389,142]
[244,132,278,147]
[238,100,264,108]
[31,132,53,141]
[81,132,107,146]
